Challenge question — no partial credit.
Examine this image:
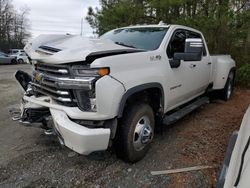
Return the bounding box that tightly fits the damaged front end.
[9,35,135,155]
[10,70,52,131]
[11,67,111,155]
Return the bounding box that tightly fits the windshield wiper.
[114,42,136,49]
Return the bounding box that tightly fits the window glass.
[167,29,207,58]
[186,31,207,56]
[0,52,7,57]
[100,27,169,51]
[167,30,186,58]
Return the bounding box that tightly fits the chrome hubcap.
[133,116,153,151]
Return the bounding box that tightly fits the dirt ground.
[0,64,250,188]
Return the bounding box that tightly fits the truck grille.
[32,63,77,106]
[35,63,70,76]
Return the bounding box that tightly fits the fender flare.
[117,83,164,118]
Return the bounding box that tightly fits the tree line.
[86,0,250,67]
[0,0,30,52]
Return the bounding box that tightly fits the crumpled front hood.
[24,34,141,64]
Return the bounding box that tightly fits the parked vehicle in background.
[12,24,236,162]
[8,49,25,55]
[217,106,250,188]
[0,51,17,64]
[10,51,28,64]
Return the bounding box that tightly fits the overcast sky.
[12,0,100,38]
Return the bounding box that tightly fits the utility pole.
[80,18,83,36]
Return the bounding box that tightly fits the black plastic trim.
[39,45,62,53]
[117,83,164,118]
[234,135,250,186]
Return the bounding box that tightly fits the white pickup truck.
[12,24,236,162]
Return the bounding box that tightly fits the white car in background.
[8,49,25,55]
[0,51,17,64]
[9,49,28,64]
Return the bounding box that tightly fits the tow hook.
[44,129,55,136]
[10,108,22,121]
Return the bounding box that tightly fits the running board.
[163,97,209,126]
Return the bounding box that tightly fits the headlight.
[72,66,110,77]
[74,90,97,112]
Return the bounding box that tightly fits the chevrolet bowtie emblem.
[35,72,43,82]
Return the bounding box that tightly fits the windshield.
[100,27,169,51]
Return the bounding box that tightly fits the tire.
[220,71,235,101]
[18,59,24,64]
[11,59,17,64]
[115,103,155,163]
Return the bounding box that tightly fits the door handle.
[207,62,212,65]
[189,64,196,68]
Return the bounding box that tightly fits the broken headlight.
[71,66,109,112]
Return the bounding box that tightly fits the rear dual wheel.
[221,71,235,101]
[115,103,155,163]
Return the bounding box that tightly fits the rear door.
[185,30,211,94]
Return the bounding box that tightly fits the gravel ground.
[0,64,250,188]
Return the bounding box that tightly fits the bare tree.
[0,0,30,52]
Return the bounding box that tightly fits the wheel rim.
[227,80,232,99]
[18,59,23,64]
[133,116,153,151]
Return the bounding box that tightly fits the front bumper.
[21,95,111,155]
[50,108,110,155]
[23,95,113,120]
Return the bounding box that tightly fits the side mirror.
[174,38,203,61]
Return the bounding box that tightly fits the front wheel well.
[118,85,164,119]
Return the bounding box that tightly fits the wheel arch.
[117,83,165,118]
[213,65,236,90]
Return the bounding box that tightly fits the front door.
[165,29,210,110]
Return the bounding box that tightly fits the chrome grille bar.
[36,66,69,75]
[30,82,69,95]
[32,87,72,102]
[39,73,95,90]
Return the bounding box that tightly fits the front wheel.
[115,103,155,163]
[220,71,235,101]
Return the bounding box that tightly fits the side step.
[163,97,209,126]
